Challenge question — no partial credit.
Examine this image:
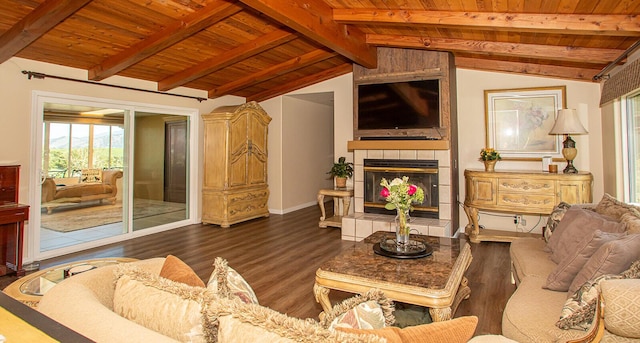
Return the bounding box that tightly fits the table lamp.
[549,109,588,173]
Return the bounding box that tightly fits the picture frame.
[485,86,566,160]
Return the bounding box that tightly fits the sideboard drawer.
[498,178,554,194]
[497,194,556,212]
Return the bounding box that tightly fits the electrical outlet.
[514,215,526,226]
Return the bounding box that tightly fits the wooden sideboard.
[463,169,593,243]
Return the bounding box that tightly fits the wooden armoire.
[201,101,271,227]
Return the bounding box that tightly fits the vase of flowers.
[480,148,501,172]
[379,176,425,249]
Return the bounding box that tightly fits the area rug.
[41,199,186,233]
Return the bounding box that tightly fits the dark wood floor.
[2,205,515,336]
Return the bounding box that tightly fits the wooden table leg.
[313,283,332,313]
[429,306,453,322]
[343,195,351,216]
[317,193,327,227]
[463,205,480,243]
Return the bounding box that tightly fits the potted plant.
[480,148,501,172]
[327,157,354,188]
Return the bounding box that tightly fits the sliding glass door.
[34,94,194,258]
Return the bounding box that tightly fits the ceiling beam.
[158,29,296,91]
[0,0,91,63]
[367,34,624,64]
[239,0,377,68]
[209,49,337,98]
[455,57,600,81]
[88,1,242,81]
[333,9,640,36]
[248,63,352,102]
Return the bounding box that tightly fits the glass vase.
[395,208,411,248]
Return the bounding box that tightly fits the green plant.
[480,148,502,161]
[327,157,354,178]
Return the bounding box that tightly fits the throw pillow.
[568,234,640,294]
[160,255,205,288]
[601,279,640,338]
[546,207,624,263]
[544,202,572,243]
[113,264,215,343]
[334,316,478,343]
[556,260,640,331]
[594,193,640,221]
[207,298,385,343]
[80,168,102,183]
[544,230,624,291]
[319,289,395,330]
[207,257,258,304]
[556,273,620,331]
[621,212,640,234]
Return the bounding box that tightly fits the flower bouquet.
[379,176,425,246]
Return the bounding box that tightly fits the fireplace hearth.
[364,159,439,218]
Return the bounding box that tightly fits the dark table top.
[319,231,469,290]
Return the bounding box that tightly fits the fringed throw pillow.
[319,289,395,331]
[544,202,572,243]
[556,260,640,331]
[206,257,258,304]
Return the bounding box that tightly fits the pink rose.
[380,187,390,197]
[408,185,417,196]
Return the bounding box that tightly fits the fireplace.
[363,159,439,218]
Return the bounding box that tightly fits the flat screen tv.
[356,79,441,139]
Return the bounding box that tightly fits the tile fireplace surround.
[341,148,452,241]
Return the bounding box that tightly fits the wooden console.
[464,169,593,243]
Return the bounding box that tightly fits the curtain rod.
[21,70,208,102]
[593,40,640,81]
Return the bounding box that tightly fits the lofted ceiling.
[0,0,638,102]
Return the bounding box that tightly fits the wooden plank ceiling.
[0,0,638,102]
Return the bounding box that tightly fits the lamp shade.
[549,109,588,135]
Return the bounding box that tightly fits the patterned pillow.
[556,260,640,330]
[206,257,258,304]
[601,279,640,338]
[544,202,572,243]
[320,289,395,331]
[621,212,640,234]
[594,193,640,221]
[80,168,102,183]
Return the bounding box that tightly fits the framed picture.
[485,86,566,160]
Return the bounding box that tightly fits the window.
[42,122,124,178]
[625,91,640,202]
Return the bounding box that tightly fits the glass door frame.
[29,91,200,261]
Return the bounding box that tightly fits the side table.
[317,188,353,228]
[4,257,137,306]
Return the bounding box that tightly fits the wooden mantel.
[347,139,450,151]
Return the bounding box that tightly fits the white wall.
[260,73,354,213]
[282,95,334,212]
[456,69,603,234]
[0,57,243,260]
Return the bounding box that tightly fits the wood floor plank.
[1,205,514,335]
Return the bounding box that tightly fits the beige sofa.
[41,169,122,214]
[503,198,640,342]
[38,258,484,343]
[38,259,179,342]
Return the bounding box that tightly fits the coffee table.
[314,231,472,321]
[4,257,137,305]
